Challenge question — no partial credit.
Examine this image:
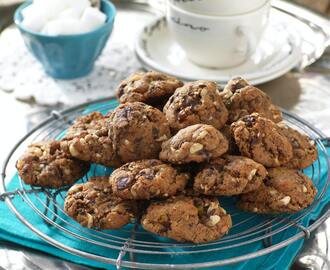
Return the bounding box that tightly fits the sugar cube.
[41,24,49,35]
[21,5,39,19]
[45,19,81,35]
[20,0,106,34]
[34,0,68,20]
[80,7,106,32]
[67,0,91,17]
[22,14,48,32]
[58,8,81,20]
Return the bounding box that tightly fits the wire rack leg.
[51,187,69,223]
[51,110,74,126]
[37,188,61,224]
[37,186,71,224]
[294,223,311,240]
[128,222,139,263]
[52,194,59,223]
[262,226,273,248]
[43,195,50,217]
[116,222,138,270]
[116,242,128,270]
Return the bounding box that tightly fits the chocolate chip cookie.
[221,77,282,123]
[231,113,293,167]
[194,155,267,196]
[163,80,228,132]
[238,167,317,214]
[62,112,117,167]
[110,159,190,200]
[116,71,183,107]
[16,141,89,188]
[160,124,228,164]
[141,196,232,243]
[222,77,250,101]
[277,123,318,169]
[109,102,171,164]
[64,176,137,229]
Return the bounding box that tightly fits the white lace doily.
[0,27,142,106]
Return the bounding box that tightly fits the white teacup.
[169,0,269,16]
[167,1,271,69]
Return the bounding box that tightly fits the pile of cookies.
[16,71,318,243]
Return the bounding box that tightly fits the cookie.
[62,112,117,167]
[238,167,317,214]
[16,141,89,188]
[160,124,228,164]
[109,102,171,165]
[110,159,189,200]
[116,71,183,107]
[64,177,137,229]
[163,80,228,132]
[231,113,293,167]
[221,77,282,123]
[141,196,232,243]
[277,123,318,169]
[222,77,250,101]
[194,155,267,196]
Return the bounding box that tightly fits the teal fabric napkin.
[0,99,329,270]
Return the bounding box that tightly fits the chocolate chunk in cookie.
[16,141,89,188]
[62,112,117,167]
[238,167,317,214]
[64,177,137,229]
[160,124,228,164]
[163,80,228,132]
[194,155,267,196]
[277,123,318,169]
[221,77,282,123]
[109,102,171,165]
[110,159,189,200]
[116,71,183,107]
[141,196,232,243]
[231,113,293,167]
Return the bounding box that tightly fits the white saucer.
[135,9,303,85]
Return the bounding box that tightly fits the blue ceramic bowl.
[14,0,116,79]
